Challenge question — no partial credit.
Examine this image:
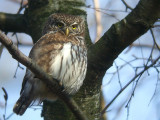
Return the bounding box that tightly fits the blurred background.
[0,0,160,120]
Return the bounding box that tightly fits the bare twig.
[149,71,160,105]
[121,0,133,11]
[131,43,160,49]
[114,62,122,89]
[118,57,135,71]
[153,25,160,28]
[13,34,24,78]
[104,58,136,86]
[125,74,142,108]
[14,62,24,78]
[2,87,8,120]
[0,44,4,58]
[101,55,160,116]
[126,103,130,120]
[1,87,14,120]
[17,0,28,14]
[138,40,145,66]
[0,30,88,120]
[150,29,160,51]
[5,113,14,120]
[145,42,155,67]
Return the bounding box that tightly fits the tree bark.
[0,13,27,33]
[0,0,160,119]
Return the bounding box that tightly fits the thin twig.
[126,104,130,120]
[132,43,160,49]
[101,55,160,116]
[14,62,24,78]
[114,62,122,89]
[103,58,137,86]
[2,87,8,120]
[150,29,160,51]
[145,41,155,67]
[0,44,4,58]
[125,74,142,108]
[148,70,160,105]
[13,34,24,78]
[138,40,145,66]
[121,0,133,11]
[11,0,28,36]
[5,113,14,120]
[153,25,160,28]
[17,0,28,14]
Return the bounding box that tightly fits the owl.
[13,13,87,115]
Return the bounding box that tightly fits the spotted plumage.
[13,13,87,115]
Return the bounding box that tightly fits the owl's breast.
[49,42,87,94]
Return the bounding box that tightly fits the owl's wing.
[20,33,64,94]
[20,69,33,94]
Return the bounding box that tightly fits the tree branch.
[0,30,88,120]
[0,12,28,34]
[101,55,160,115]
[88,0,160,72]
[121,0,133,10]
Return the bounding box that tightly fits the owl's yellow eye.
[57,23,63,28]
[72,25,76,29]
[58,24,62,27]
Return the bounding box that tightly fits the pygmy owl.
[13,13,87,115]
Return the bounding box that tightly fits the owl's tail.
[13,94,32,115]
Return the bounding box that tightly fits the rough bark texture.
[0,0,160,119]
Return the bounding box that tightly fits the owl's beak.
[65,28,69,36]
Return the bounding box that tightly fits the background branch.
[0,12,27,33]
[0,44,3,58]
[121,0,133,10]
[101,55,160,115]
[88,0,160,72]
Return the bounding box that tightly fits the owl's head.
[42,13,85,37]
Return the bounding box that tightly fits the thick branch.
[0,30,88,120]
[0,12,27,33]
